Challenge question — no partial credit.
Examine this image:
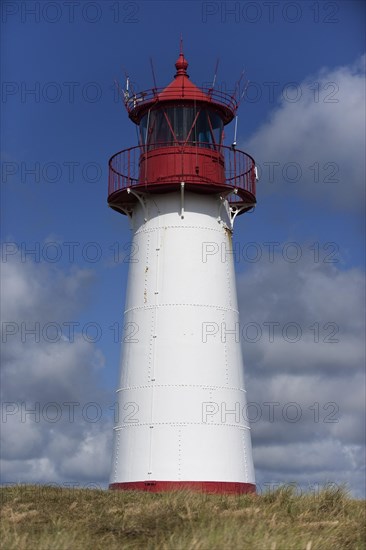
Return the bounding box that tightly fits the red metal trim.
[108,144,255,190]
[109,481,256,494]
[184,108,201,146]
[125,91,237,125]
[205,111,218,150]
[108,143,256,215]
[162,109,179,144]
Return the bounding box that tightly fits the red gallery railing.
[108,143,256,208]
[124,87,239,122]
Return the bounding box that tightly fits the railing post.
[233,149,237,187]
[128,149,130,188]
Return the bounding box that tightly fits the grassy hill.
[0,485,365,549]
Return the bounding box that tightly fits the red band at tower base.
[109,481,256,494]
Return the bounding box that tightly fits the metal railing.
[124,87,238,117]
[108,143,256,201]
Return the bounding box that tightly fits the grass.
[0,485,365,549]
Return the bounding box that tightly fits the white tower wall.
[110,191,255,490]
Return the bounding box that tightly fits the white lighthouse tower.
[108,48,257,494]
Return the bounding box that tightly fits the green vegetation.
[0,485,365,549]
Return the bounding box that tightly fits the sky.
[1,0,365,497]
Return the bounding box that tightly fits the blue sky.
[1,1,365,496]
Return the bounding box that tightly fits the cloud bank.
[237,249,365,497]
[1,256,112,487]
[243,55,365,212]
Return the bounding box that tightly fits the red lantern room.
[108,48,257,216]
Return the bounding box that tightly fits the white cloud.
[238,255,365,376]
[243,55,366,211]
[59,428,112,480]
[237,53,366,495]
[1,256,94,322]
[237,248,365,496]
[0,256,112,487]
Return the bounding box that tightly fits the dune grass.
[0,484,365,549]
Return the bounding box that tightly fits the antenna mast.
[212,58,219,90]
[150,57,158,92]
[232,116,238,148]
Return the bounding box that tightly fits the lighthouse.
[108,48,257,494]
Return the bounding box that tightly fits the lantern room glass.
[140,106,223,150]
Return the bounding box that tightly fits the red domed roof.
[156,52,211,102]
[124,50,238,125]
